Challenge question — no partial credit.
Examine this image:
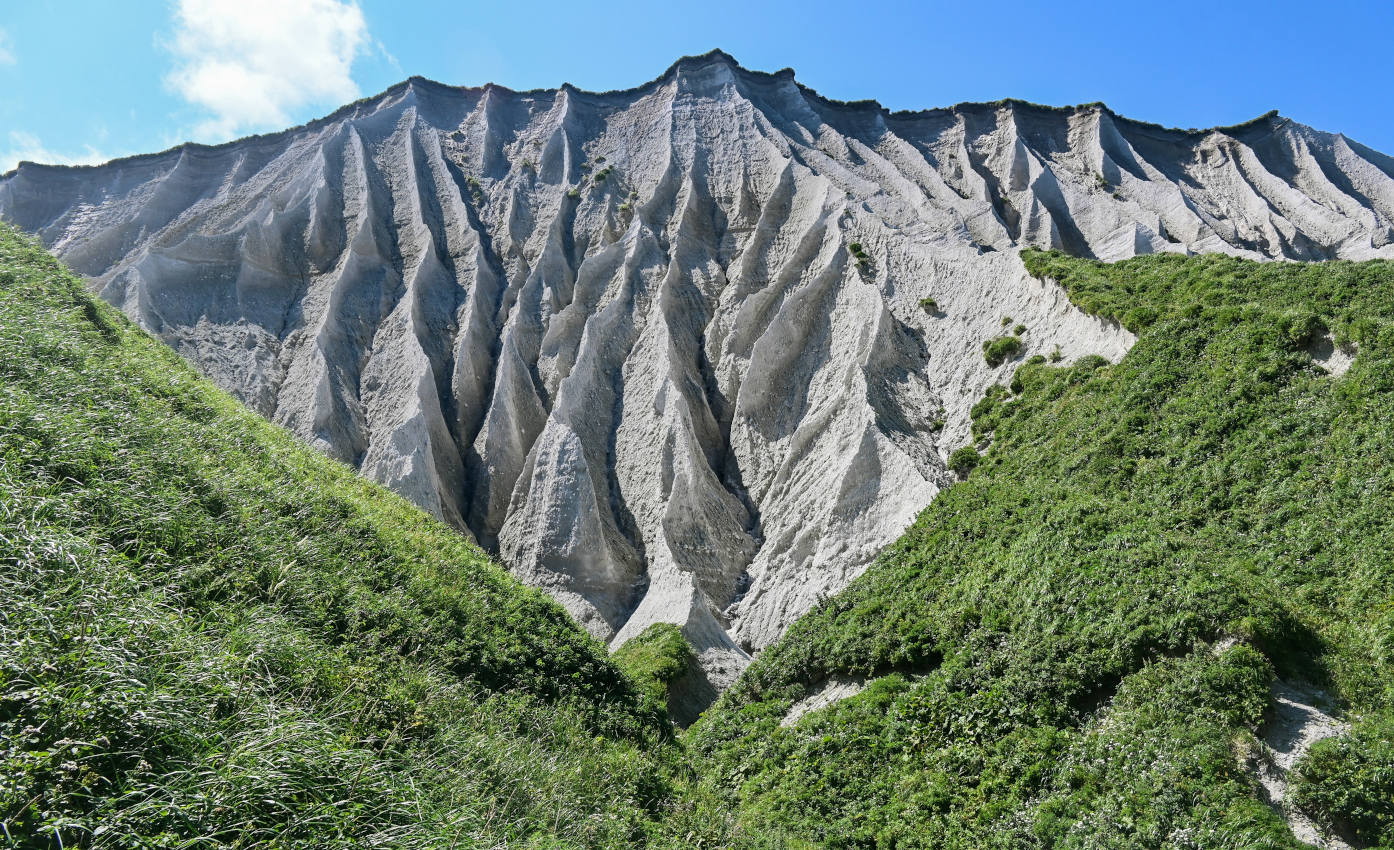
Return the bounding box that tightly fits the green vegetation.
[848,241,872,274]
[918,297,939,314]
[1290,716,1394,844]
[9,212,1394,848]
[1014,323,1027,335]
[982,333,1024,366]
[465,174,486,206]
[0,225,681,848]
[613,624,695,712]
[1001,315,1013,327]
[568,187,581,199]
[946,446,980,477]
[1050,343,1064,362]
[688,249,1394,847]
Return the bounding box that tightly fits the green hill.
[689,251,1394,848]
[0,224,684,848]
[7,214,1394,849]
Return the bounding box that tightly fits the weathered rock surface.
[5,51,1393,701]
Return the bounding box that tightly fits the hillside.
[0,223,685,847]
[5,127,1394,850]
[10,50,1394,705]
[689,251,1394,848]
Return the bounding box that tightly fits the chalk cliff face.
[5,51,1393,706]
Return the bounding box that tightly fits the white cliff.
[4,51,1392,710]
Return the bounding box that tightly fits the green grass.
[613,624,695,714]
[1290,715,1394,844]
[0,224,682,848]
[10,213,1394,848]
[688,249,1394,848]
[982,333,1023,366]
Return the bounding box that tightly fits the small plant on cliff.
[848,241,872,274]
[983,334,1023,366]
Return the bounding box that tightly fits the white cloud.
[1,131,110,174]
[166,0,369,142]
[0,27,16,65]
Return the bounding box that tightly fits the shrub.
[1014,323,1027,335]
[1001,315,1013,327]
[983,334,1023,366]
[847,242,872,274]
[947,446,980,477]
[1122,306,1159,330]
[920,297,939,314]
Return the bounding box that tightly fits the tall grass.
[0,224,681,848]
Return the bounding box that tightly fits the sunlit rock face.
[5,50,1392,706]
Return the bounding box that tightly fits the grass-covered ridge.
[9,216,1394,848]
[0,224,683,848]
[689,250,1394,847]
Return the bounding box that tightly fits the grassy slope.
[0,224,685,848]
[690,251,1394,848]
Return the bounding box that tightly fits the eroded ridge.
[5,51,1392,699]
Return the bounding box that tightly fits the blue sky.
[2,0,1392,172]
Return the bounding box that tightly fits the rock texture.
[5,51,1394,699]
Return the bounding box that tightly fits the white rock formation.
[4,51,1393,702]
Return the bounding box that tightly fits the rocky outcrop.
[4,51,1392,701]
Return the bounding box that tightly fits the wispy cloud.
[1,131,110,174]
[165,0,370,143]
[0,27,16,65]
